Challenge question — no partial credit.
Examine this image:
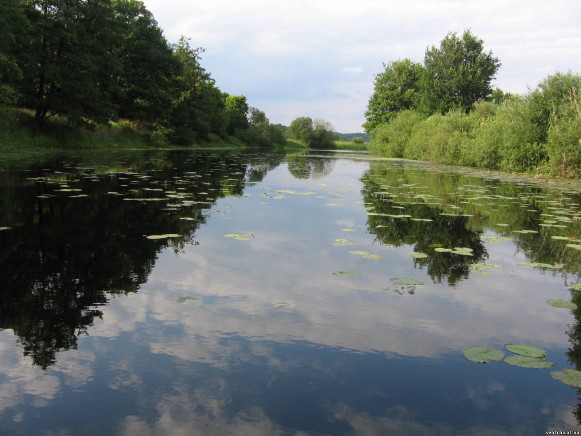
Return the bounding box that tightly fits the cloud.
[343,67,363,74]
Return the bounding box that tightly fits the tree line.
[365,30,581,177]
[0,0,285,147]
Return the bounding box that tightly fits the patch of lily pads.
[224,233,254,241]
[546,299,577,310]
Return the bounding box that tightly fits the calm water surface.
[1,149,581,435]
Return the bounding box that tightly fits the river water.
[0,149,580,435]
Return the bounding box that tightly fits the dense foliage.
[0,0,283,147]
[287,116,336,149]
[366,30,581,177]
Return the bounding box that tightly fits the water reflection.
[0,150,581,434]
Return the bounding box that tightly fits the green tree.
[169,37,226,144]
[224,94,249,136]
[111,0,178,128]
[420,30,501,114]
[18,0,120,127]
[288,116,335,148]
[364,59,423,132]
[0,0,29,104]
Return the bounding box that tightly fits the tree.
[0,0,29,104]
[18,0,121,127]
[288,116,335,148]
[364,59,423,132]
[420,30,501,114]
[224,94,249,136]
[111,0,178,128]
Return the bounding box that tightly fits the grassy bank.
[0,107,252,152]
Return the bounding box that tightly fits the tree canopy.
[288,116,336,149]
[364,59,423,132]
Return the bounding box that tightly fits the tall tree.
[364,59,423,133]
[420,30,500,114]
[224,94,249,136]
[0,0,29,104]
[288,116,335,148]
[111,0,178,127]
[18,0,120,127]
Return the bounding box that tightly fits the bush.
[369,110,425,157]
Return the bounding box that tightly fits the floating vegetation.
[145,234,181,239]
[566,244,581,251]
[517,262,562,269]
[0,227,11,231]
[463,346,504,363]
[333,271,359,276]
[434,247,473,256]
[546,299,577,310]
[481,236,513,243]
[325,203,342,207]
[504,355,553,368]
[334,239,355,246]
[176,296,201,305]
[341,228,356,232]
[179,217,196,221]
[552,369,581,388]
[275,190,316,195]
[567,283,581,291]
[409,252,428,259]
[513,230,538,234]
[471,263,503,269]
[505,344,547,358]
[391,278,424,286]
[224,233,254,241]
[350,250,382,260]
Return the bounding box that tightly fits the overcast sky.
[142,0,581,133]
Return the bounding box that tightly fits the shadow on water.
[0,149,284,368]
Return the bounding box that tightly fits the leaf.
[463,346,504,363]
[546,299,577,310]
[333,238,355,246]
[224,233,254,241]
[391,278,424,286]
[409,252,428,259]
[481,236,513,243]
[504,355,553,368]
[333,271,359,276]
[566,244,581,251]
[146,234,181,239]
[517,262,562,269]
[0,227,11,231]
[505,344,547,358]
[552,369,581,388]
[350,250,382,260]
[567,283,581,291]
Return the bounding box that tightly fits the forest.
[365,30,581,178]
[0,0,288,148]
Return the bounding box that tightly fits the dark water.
[1,149,580,435]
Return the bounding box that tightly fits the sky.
[142,0,581,133]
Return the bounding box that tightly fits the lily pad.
[546,299,577,310]
[481,236,513,243]
[463,346,505,363]
[517,262,562,269]
[566,244,581,251]
[176,296,201,305]
[333,271,359,276]
[505,344,547,358]
[334,238,355,246]
[505,355,553,368]
[434,247,453,252]
[391,278,424,286]
[409,252,428,259]
[567,283,581,291]
[350,251,382,260]
[146,234,181,239]
[552,369,581,388]
[224,233,254,241]
[0,227,11,231]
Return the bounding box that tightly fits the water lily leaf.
[517,262,562,269]
[505,355,553,368]
[552,369,581,388]
[176,296,201,305]
[566,244,581,251]
[505,344,548,358]
[350,251,382,260]
[341,228,356,232]
[409,252,428,259]
[481,236,513,243]
[513,230,538,234]
[325,203,342,207]
[334,238,355,246]
[567,283,581,291]
[546,299,577,310]
[333,271,359,276]
[276,190,316,195]
[146,234,181,239]
[224,233,253,241]
[179,217,196,221]
[391,278,424,286]
[434,247,453,252]
[471,263,503,269]
[463,346,504,363]
[0,227,11,231]
[471,270,491,276]
[452,247,474,256]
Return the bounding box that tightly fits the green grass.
[334,141,369,151]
